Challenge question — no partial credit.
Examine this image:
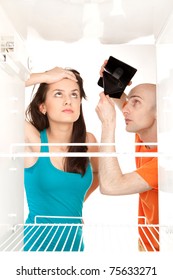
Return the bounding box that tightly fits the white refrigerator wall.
[156,11,173,237]
[0,5,26,240]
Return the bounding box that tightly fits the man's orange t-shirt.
[135,134,159,251]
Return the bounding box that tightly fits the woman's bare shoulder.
[86,132,98,152]
[86,132,97,143]
[25,120,40,143]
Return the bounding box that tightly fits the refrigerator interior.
[0,0,173,252]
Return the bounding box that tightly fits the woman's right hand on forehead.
[44,67,77,84]
[25,67,77,87]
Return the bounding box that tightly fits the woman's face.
[40,78,81,125]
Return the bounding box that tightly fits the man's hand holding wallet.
[98,56,137,98]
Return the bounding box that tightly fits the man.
[96,71,159,251]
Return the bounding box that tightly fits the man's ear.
[39,103,46,115]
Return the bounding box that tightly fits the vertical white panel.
[0,5,27,245]
[157,44,173,193]
[156,11,173,250]
[156,10,173,193]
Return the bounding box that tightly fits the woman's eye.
[71,92,78,98]
[54,92,62,97]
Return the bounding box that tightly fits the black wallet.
[98,56,137,98]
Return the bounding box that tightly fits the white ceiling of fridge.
[1,0,173,44]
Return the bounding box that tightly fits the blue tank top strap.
[40,129,49,152]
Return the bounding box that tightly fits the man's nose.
[122,102,129,115]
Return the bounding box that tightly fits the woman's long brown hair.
[25,69,89,176]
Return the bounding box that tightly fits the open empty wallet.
[98,56,137,98]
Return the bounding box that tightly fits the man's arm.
[112,92,127,111]
[96,93,152,195]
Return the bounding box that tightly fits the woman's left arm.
[84,132,99,201]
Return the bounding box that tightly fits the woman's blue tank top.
[24,129,93,251]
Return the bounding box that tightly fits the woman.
[24,67,98,251]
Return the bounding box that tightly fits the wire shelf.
[0,220,172,252]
